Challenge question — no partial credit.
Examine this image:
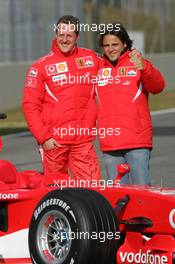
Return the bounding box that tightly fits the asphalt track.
[0,108,175,187]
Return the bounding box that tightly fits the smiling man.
[22,15,101,180]
[96,23,165,184]
[55,22,78,54]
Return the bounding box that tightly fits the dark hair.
[55,15,80,35]
[99,23,133,51]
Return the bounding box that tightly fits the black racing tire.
[29,188,120,264]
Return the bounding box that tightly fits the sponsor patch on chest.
[52,74,67,85]
[118,66,137,76]
[75,56,94,68]
[97,68,112,86]
[99,68,112,78]
[45,62,68,76]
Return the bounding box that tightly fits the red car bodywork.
[0,159,175,263]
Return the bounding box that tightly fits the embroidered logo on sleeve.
[75,56,94,68]
[25,77,37,88]
[28,68,38,77]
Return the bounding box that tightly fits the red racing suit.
[96,50,165,151]
[23,39,99,144]
[22,39,101,179]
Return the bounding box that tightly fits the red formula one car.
[0,114,175,264]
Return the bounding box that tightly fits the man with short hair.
[22,15,101,180]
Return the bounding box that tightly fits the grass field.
[0,90,174,135]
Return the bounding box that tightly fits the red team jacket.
[97,51,165,151]
[23,40,99,145]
